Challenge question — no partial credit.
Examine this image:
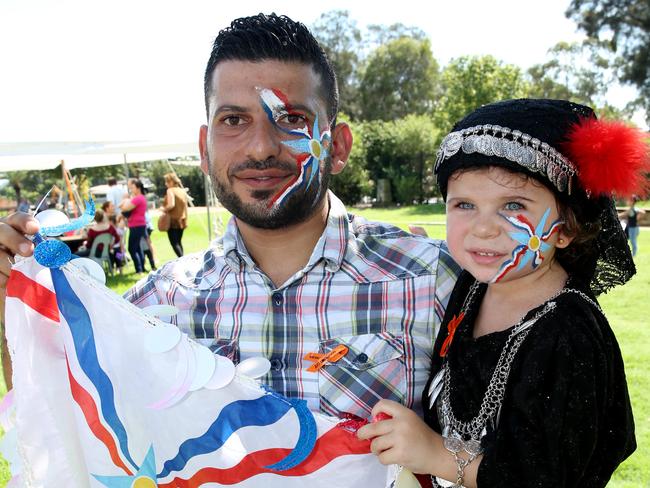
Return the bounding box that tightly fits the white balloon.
[69,258,106,284]
[188,343,217,391]
[235,356,271,379]
[144,324,182,354]
[34,210,69,233]
[203,355,236,390]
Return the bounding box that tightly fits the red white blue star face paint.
[446,167,565,285]
[491,208,563,283]
[258,88,331,209]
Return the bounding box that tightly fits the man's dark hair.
[107,177,117,186]
[203,13,338,124]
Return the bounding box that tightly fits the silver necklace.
[438,282,600,454]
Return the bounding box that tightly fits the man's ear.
[329,122,353,175]
[199,125,209,175]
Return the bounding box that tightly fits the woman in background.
[119,178,148,275]
[159,172,189,257]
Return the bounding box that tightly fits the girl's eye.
[457,202,474,210]
[504,201,524,211]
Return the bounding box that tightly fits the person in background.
[143,209,158,271]
[101,200,115,220]
[105,177,127,216]
[358,99,640,487]
[76,208,121,262]
[119,178,148,275]
[619,195,646,257]
[159,172,189,257]
[110,214,127,275]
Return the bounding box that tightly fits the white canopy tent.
[0,141,200,171]
[0,140,220,241]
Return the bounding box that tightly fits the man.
[105,176,127,216]
[0,13,458,418]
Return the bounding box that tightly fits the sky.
[0,0,644,145]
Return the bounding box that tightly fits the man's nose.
[245,119,283,162]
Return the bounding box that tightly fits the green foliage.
[365,22,427,48]
[2,168,61,208]
[567,0,650,122]
[435,55,528,134]
[525,40,629,119]
[328,114,373,204]
[311,10,363,119]
[359,37,439,121]
[360,115,439,204]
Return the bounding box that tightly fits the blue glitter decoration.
[34,239,72,268]
[265,398,317,471]
[40,200,95,237]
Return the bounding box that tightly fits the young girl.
[358,99,645,487]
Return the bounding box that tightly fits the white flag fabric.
[3,256,397,487]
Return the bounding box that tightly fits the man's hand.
[0,212,40,306]
[0,212,39,391]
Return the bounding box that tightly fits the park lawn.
[0,205,647,486]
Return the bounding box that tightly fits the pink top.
[127,194,147,228]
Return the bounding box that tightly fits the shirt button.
[272,292,283,307]
[356,353,369,364]
[270,358,283,371]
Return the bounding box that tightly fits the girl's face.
[445,167,572,284]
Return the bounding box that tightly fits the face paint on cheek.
[256,87,331,209]
[490,207,565,283]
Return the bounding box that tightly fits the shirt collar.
[221,191,350,274]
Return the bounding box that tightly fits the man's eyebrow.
[286,103,315,116]
[213,104,249,115]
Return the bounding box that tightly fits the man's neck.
[236,199,330,288]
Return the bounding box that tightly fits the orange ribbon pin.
[439,312,465,358]
[304,344,349,372]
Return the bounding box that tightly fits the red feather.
[564,118,650,197]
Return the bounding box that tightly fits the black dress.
[424,271,636,488]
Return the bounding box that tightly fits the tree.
[359,37,439,121]
[566,0,650,120]
[526,41,619,109]
[365,22,427,49]
[435,56,528,133]
[311,10,363,119]
[360,115,439,204]
[328,114,372,204]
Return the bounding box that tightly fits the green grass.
[0,205,647,486]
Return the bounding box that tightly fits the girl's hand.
[356,399,440,474]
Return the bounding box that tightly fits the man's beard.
[209,156,331,230]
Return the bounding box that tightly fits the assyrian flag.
[2,256,395,487]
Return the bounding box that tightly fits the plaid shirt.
[125,193,459,418]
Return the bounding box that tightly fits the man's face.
[200,60,334,229]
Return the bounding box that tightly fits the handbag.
[157,212,171,232]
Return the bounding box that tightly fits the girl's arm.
[120,197,136,212]
[357,400,481,488]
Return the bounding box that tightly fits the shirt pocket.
[317,332,406,417]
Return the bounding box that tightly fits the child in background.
[143,210,157,271]
[358,99,645,487]
[110,214,127,275]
